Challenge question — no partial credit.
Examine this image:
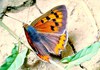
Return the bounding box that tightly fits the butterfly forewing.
[31,5,67,34]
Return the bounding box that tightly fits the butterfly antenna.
[4,14,25,24]
[35,4,43,14]
[49,59,65,70]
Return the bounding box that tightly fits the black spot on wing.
[51,10,54,14]
[41,20,44,23]
[52,19,56,22]
[55,22,59,26]
[51,10,59,18]
[46,16,50,20]
[51,26,55,31]
[54,13,59,18]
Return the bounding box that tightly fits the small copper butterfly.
[23,5,68,62]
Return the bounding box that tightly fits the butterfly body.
[24,25,39,42]
[23,5,68,62]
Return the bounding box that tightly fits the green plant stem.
[0,20,33,51]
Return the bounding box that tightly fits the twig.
[68,38,87,69]
[35,4,43,14]
[4,14,25,24]
[68,38,77,53]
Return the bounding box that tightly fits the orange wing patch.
[35,21,59,32]
[34,9,63,33]
[37,54,50,62]
[56,11,62,15]
[53,10,58,12]
[52,18,62,22]
[54,34,66,55]
[48,14,56,19]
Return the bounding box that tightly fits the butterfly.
[23,5,68,62]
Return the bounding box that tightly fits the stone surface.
[0,0,100,70]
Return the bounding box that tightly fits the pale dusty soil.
[0,0,100,70]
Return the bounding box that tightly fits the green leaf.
[61,42,100,70]
[8,48,28,70]
[0,44,18,70]
[0,44,28,70]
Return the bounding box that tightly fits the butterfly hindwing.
[38,31,68,55]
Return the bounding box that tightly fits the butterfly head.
[23,23,29,29]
